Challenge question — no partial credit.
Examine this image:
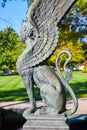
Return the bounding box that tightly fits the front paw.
[23,107,35,119]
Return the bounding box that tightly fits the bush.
[0,107,26,130]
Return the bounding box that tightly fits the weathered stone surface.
[16,1,78,130]
[17,0,77,69]
[16,1,78,129]
[16,0,78,121]
[23,114,69,130]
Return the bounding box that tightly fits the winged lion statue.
[16,0,78,117]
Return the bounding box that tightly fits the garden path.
[0,98,87,115]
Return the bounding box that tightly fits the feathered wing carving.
[19,0,76,70]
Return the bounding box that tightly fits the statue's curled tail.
[56,50,78,115]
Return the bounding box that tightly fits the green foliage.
[0,27,25,70]
[48,0,87,66]
[59,22,85,65]
[49,22,85,67]
[82,43,87,60]
[76,0,87,15]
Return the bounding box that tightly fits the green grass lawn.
[0,75,40,101]
[0,71,87,101]
[69,71,87,98]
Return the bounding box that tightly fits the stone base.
[23,114,69,130]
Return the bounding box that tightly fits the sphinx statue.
[16,0,78,117]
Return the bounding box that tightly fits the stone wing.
[24,0,76,68]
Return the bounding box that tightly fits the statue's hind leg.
[33,65,66,115]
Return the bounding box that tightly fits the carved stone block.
[23,114,69,130]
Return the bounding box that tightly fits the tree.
[0,27,24,70]
[76,0,87,15]
[1,0,86,67]
[48,25,85,67]
[48,0,86,67]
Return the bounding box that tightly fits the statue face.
[20,21,37,42]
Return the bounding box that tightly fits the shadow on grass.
[0,87,41,101]
[66,81,87,98]
[0,81,87,101]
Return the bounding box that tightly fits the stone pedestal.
[23,114,69,130]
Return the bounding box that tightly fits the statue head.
[20,21,37,43]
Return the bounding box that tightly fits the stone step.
[23,114,69,130]
[23,128,69,130]
[24,121,69,128]
[26,114,67,120]
[27,120,66,125]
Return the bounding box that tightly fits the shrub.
[0,107,26,130]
